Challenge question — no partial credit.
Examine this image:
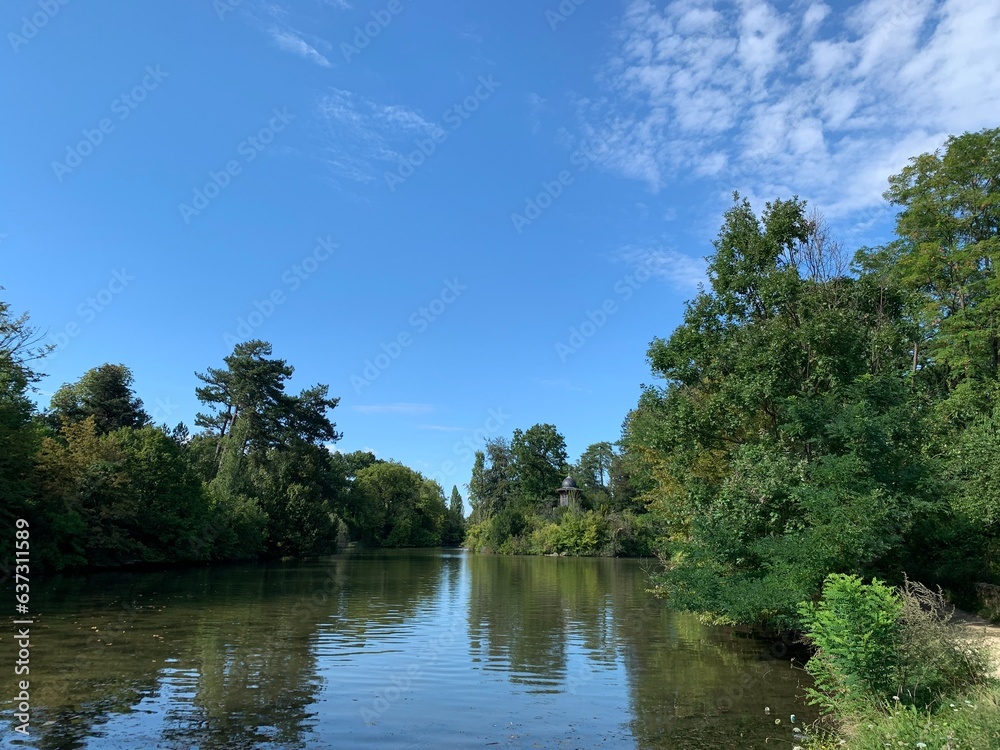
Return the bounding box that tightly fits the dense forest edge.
[0,338,468,571]
[3,127,1000,748]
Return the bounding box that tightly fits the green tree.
[48,363,150,434]
[575,441,615,509]
[511,423,568,506]
[633,196,930,628]
[471,438,517,521]
[35,421,211,566]
[443,485,466,545]
[855,129,1000,596]
[467,450,486,522]
[0,296,50,565]
[350,462,445,547]
[194,341,342,559]
[880,127,1000,389]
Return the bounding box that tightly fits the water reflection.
[0,551,811,749]
[466,555,810,748]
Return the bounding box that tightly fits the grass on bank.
[806,685,1000,750]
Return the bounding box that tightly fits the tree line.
[621,127,1000,629]
[465,127,1000,630]
[0,337,465,572]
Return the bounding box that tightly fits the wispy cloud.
[583,0,1000,218]
[619,245,707,291]
[314,89,439,182]
[353,403,435,415]
[246,3,345,68]
[268,26,332,67]
[525,92,546,134]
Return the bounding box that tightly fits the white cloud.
[584,0,1000,218]
[619,245,707,290]
[801,1,831,35]
[353,403,435,415]
[268,27,332,67]
[314,89,439,182]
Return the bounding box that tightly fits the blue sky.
[2,0,998,504]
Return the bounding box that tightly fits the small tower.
[557,476,580,509]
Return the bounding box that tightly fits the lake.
[1,550,813,749]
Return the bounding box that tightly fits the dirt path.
[953,609,1000,680]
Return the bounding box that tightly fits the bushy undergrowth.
[799,574,998,750]
[806,685,1000,750]
[464,509,659,557]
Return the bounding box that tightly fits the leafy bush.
[800,574,995,717]
[799,574,902,713]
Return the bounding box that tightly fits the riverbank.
[954,609,1000,681]
[801,578,1000,750]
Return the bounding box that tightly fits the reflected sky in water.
[0,550,813,749]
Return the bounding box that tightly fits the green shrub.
[463,520,490,552]
[800,574,995,718]
[800,574,903,713]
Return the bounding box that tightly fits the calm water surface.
[1,551,813,749]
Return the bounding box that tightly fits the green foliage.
[634,195,932,626]
[486,506,527,552]
[466,508,657,558]
[48,363,149,434]
[511,423,568,506]
[0,296,50,564]
[527,510,606,556]
[573,442,645,513]
[799,574,903,713]
[194,340,340,478]
[882,127,1000,388]
[349,462,447,547]
[442,485,466,545]
[800,574,995,719]
[203,480,268,561]
[805,686,1000,750]
[32,419,214,567]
